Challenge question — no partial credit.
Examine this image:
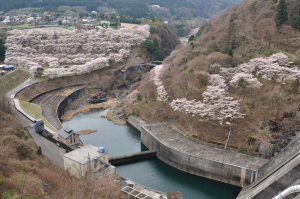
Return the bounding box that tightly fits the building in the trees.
[63,144,115,177]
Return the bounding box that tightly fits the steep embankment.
[0,91,124,198]
[195,0,300,63]
[122,0,300,154]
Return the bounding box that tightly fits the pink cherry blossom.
[4,25,150,77]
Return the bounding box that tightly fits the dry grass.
[106,109,126,125]
[0,69,31,98]
[61,99,119,121]
[77,129,98,134]
[120,23,141,29]
[19,100,57,131]
[55,88,76,97]
[0,103,125,198]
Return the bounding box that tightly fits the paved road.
[10,103,65,167]
[32,89,67,130]
[32,86,83,130]
[3,72,65,167]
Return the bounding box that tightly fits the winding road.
[3,71,65,167]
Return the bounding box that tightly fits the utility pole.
[224,128,231,150]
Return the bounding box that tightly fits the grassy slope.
[123,0,300,152]
[0,69,31,98]
[19,100,57,131]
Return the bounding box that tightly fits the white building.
[64,145,115,177]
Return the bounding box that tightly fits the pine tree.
[297,6,300,31]
[228,49,233,57]
[37,146,42,155]
[275,0,288,27]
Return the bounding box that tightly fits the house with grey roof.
[57,126,81,147]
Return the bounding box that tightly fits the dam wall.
[127,116,146,131]
[127,116,267,187]
[57,88,83,119]
[16,69,104,102]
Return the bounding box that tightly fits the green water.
[62,108,241,199]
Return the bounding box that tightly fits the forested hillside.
[0,0,240,19]
[123,0,300,154]
[0,0,106,13]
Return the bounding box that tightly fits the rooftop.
[57,126,78,139]
[64,144,105,164]
[143,123,268,170]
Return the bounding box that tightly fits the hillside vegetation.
[0,92,124,198]
[122,0,300,153]
[196,0,300,63]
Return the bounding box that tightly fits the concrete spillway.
[127,116,268,187]
[109,150,156,164]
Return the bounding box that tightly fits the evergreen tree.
[37,146,42,155]
[275,0,288,27]
[228,49,233,57]
[191,42,194,49]
[297,6,300,31]
[0,37,5,61]
[188,35,194,42]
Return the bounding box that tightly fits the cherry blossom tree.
[149,65,168,101]
[229,73,262,88]
[4,25,150,77]
[170,75,244,124]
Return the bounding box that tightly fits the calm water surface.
[62,108,241,199]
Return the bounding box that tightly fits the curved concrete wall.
[127,116,146,131]
[16,68,106,102]
[57,88,83,119]
[141,125,257,187]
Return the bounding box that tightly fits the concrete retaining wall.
[257,133,300,180]
[57,88,82,119]
[127,116,146,131]
[109,150,156,165]
[141,125,256,187]
[141,127,255,186]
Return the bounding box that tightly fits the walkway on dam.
[144,122,267,171]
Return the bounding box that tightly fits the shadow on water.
[62,108,241,199]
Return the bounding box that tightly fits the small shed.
[57,126,80,146]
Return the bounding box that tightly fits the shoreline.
[60,99,126,125]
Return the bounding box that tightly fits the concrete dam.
[128,116,300,198]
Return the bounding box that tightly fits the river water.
[62,108,241,199]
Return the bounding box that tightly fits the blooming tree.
[4,25,150,77]
[170,75,244,124]
[149,65,168,101]
[221,53,295,84]
[150,64,244,124]
[229,73,262,88]
[27,17,34,23]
